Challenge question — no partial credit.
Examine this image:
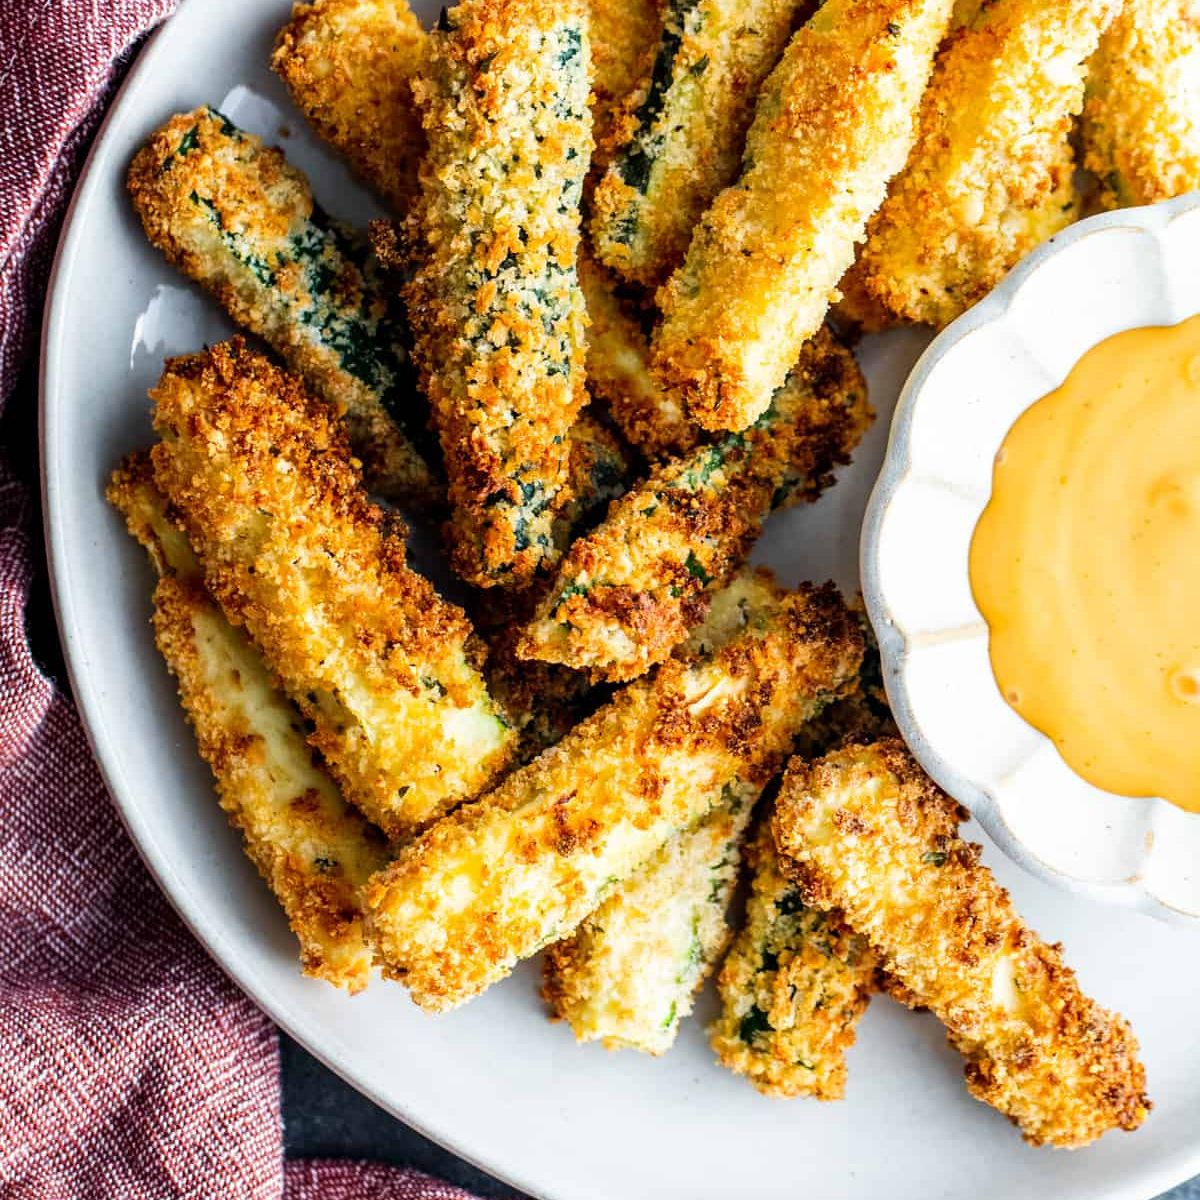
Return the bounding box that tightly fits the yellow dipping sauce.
[970,313,1200,813]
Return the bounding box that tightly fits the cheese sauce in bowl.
[970,313,1200,813]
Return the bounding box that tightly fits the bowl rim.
[859,191,1200,926]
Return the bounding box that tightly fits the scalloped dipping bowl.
[861,194,1200,924]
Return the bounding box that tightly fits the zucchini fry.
[858,0,1120,329]
[553,412,632,550]
[709,822,877,1097]
[579,252,698,460]
[1082,0,1200,211]
[543,782,757,1054]
[591,0,815,288]
[128,107,432,507]
[107,455,388,992]
[365,574,863,1011]
[652,0,954,432]
[272,0,428,212]
[151,340,516,841]
[587,0,663,158]
[540,572,788,1052]
[773,740,1151,1147]
[405,0,592,587]
[518,328,870,682]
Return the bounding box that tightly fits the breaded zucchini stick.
[858,0,1120,328]
[539,573,786,1052]
[587,0,663,158]
[272,0,428,212]
[544,781,757,1053]
[365,575,863,1011]
[1082,0,1200,210]
[107,455,388,992]
[151,340,516,840]
[591,0,814,288]
[552,412,631,550]
[579,252,698,460]
[773,740,1151,1147]
[405,0,592,587]
[128,107,432,507]
[710,822,877,1097]
[652,0,954,432]
[517,328,870,681]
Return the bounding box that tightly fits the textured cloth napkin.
[0,2,475,1196]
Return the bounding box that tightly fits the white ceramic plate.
[40,2,1200,1198]
[861,197,1200,924]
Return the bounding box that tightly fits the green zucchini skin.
[128,105,435,508]
[406,0,593,588]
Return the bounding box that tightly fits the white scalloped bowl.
[861,194,1200,924]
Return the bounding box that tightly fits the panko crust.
[107,455,388,992]
[578,252,699,460]
[586,0,663,160]
[859,0,1120,328]
[543,784,756,1054]
[365,579,863,1012]
[651,0,954,432]
[272,0,428,212]
[405,0,593,586]
[1082,0,1200,210]
[590,0,814,288]
[128,107,433,506]
[773,740,1151,1147]
[517,328,871,682]
[710,821,878,1098]
[150,340,516,840]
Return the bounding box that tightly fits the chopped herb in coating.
[406,0,593,587]
[517,327,871,682]
[127,105,434,507]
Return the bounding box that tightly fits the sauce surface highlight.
[969,313,1200,812]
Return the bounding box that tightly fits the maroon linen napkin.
[0,2,477,1195]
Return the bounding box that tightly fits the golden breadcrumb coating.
[107,455,388,992]
[586,0,663,159]
[710,821,877,1097]
[1082,0,1200,210]
[272,0,428,212]
[830,257,900,339]
[578,252,699,460]
[652,0,953,432]
[365,576,863,1011]
[150,340,516,840]
[543,783,757,1054]
[858,0,1119,328]
[539,572,787,1052]
[517,328,870,681]
[591,0,814,288]
[773,740,1151,1147]
[405,0,593,587]
[552,411,631,550]
[128,107,433,507]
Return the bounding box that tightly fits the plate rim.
[36,4,1200,1197]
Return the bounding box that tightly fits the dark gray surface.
[280,1033,1200,1200]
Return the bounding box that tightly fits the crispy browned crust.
[272,0,428,212]
[516,328,871,681]
[365,580,864,1011]
[107,454,388,992]
[651,0,954,432]
[578,251,699,460]
[150,339,516,839]
[586,0,663,160]
[773,740,1151,1147]
[710,821,878,1097]
[1082,0,1200,210]
[405,0,592,587]
[859,0,1118,326]
[590,0,814,288]
[127,107,434,507]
